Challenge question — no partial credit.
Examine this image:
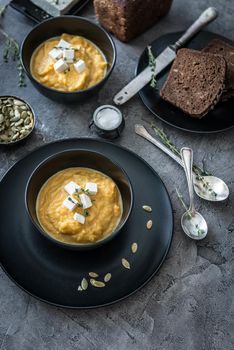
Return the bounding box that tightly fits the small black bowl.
[25,149,133,250]
[21,16,116,103]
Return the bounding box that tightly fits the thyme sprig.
[147,46,157,88]
[143,120,217,197]
[0,4,26,87]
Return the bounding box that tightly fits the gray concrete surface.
[0,0,234,349]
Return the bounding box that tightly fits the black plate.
[10,0,90,23]
[136,31,234,133]
[0,139,173,308]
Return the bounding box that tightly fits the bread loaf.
[160,49,226,118]
[203,39,234,100]
[93,0,173,42]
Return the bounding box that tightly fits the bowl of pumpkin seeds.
[0,96,35,145]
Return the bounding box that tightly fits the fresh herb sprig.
[147,46,157,88]
[144,120,217,197]
[0,4,26,87]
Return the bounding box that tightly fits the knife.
[113,7,218,106]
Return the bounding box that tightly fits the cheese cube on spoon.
[54,59,68,73]
[62,196,78,211]
[57,39,71,49]
[79,193,92,209]
[73,212,85,225]
[85,182,97,195]
[74,59,86,73]
[49,48,62,60]
[63,49,75,63]
[64,181,81,196]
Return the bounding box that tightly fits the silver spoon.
[180,147,208,240]
[135,124,229,202]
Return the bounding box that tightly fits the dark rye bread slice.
[202,39,234,100]
[160,48,226,118]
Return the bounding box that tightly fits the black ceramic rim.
[20,16,116,95]
[0,138,173,309]
[25,149,134,249]
[136,30,234,134]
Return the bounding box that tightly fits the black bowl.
[21,16,116,103]
[25,149,133,250]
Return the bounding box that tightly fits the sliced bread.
[160,48,226,118]
[202,39,234,100]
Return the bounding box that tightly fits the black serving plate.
[0,139,173,309]
[136,31,234,133]
[10,0,90,23]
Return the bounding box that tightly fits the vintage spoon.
[135,124,229,202]
[180,147,208,240]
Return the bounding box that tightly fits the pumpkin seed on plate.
[81,278,88,290]
[122,258,131,269]
[88,272,99,278]
[131,243,138,253]
[104,273,112,282]
[90,279,105,288]
[142,205,152,213]
[146,220,153,229]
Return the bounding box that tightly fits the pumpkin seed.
[142,205,152,213]
[12,133,19,140]
[88,272,99,278]
[90,279,105,288]
[146,220,153,229]
[0,114,4,124]
[21,111,27,119]
[122,258,131,269]
[14,99,24,106]
[81,278,88,290]
[104,273,112,282]
[131,243,138,253]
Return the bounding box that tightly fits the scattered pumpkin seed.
[90,279,105,288]
[131,243,138,253]
[142,205,152,213]
[88,272,99,278]
[122,258,131,269]
[81,278,88,290]
[104,273,112,282]
[146,220,153,229]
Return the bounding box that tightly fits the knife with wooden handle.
[113,7,218,106]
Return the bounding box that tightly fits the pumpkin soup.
[36,167,122,244]
[30,34,107,92]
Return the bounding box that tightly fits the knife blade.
[113,7,218,106]
[114,47,176,105]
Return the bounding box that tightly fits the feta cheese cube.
[62,196,78,211]
[79,193,92,209]
[85,182,98,195]
[73,212,85,224]
[64,181,81,196]
[49,48,62,60]
[54,59,68,73]
[57,39,71,49]
[74,59,86,73]
[63,49,75,63]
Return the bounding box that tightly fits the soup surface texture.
[36,168,122,244]
[30,33,107,92]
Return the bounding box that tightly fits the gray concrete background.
[0,0,234,349]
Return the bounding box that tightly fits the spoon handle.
[181,148,196,214]
[135,124,184,167]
